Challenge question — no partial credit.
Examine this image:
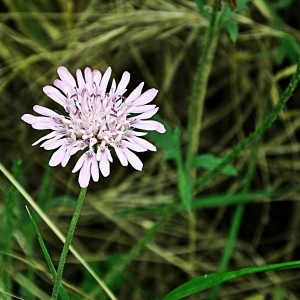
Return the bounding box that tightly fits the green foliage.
[262,0,299,64]
[2,160,23,295]
[147,118,182,163]
[197,0,252,42]
[162,259,300,300]
[220,0,252,42]
[26,207,70,300]
[195,0,211,20]
[235,0,252,11]
[223,17,239,42]
[276,33,300,64]
[192,153,237,176]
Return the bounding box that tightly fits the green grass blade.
[2,0,49,46]
[162,259,300,300]
[25,207,70,300]
[2,159,23,294]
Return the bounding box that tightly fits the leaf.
[276,34,300,65]
[235,0,252,12]
[162,260,300,300]
[26,207,70,300]
[195,0,211,20]
[147,117,181,163]
[178,167,192,211]
[219,0,252,42]
[224,18,239,42]
[193,154,237,176]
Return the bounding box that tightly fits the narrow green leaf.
[235,0,252,12]
[195,0,211,20]
[178,167,192,211]
[276,34,300,64]
[25,207,70,300]
[162,260,300,300]
[224,19,239,42]
[3,159,23,293]
[147,117,181,162]
[193,154,237,176]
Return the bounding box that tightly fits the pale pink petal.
[127,131,147,137]
[114,146,128,166]
[29,116,53,124]
[110,79,116,94]
[53,80,74,97]
[32,131,59,146]
[132,89,158,106]
[123,140,147,152]
[99,67,112,94]
[99,155,110,177]
[130,119,166,133]
[125,82,144,103]
[33,105,60,118]
[92,70,102,86]
[70,144,83,156]
[76,69,85,89]
[106,148,113,162]
[126,104,156,114]
[43,86,66,106]
[21,114,44,125]
[72,153,87,173]
[49,146,67,166]
[78,159,91,188]
[42,138,65,150]
[61,146,75,167]
[84,67,93,91]
[32,122,57,130]
[91,156,99,181]
[127,136,156,151]
[115,71,130,95]
[57,66,77,88]
[136,107,159,120]
[123,148,143,171]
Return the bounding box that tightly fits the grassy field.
[1,0,300,299]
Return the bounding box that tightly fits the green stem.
[185,0,221,172]
[193,58,300,191]
[51,187,87,300]
[209,142,258,300]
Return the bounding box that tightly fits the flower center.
[55,89,130,153]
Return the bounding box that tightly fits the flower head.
[22,66,166,188]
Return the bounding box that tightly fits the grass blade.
[25,206,70,300]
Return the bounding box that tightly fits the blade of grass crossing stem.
[162,259,300,300]
[25,206,70,300]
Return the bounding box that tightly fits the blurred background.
[1,0,300,299]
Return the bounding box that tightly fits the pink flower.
[22,66,166,188]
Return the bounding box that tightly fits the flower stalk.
[185,0,221,173]
[51,187,87,300]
